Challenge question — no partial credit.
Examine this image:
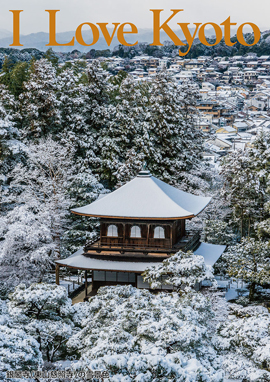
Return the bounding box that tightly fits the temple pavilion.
[55,170,226,299]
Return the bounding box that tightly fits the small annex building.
[56,170,226,299]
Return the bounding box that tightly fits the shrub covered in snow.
[224,238,270,300]
[68,285,224,382]
[8,283,76,362]
[142,250,217,290]
[216,304,270,381]
[0,325,43,380]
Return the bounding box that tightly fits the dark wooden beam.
[55,264,60,285]
[84,270,88,300]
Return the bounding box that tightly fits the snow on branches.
[217,304,270,381]
[142,250,216,291]
[68,285,223,382]
[224,238,270,300]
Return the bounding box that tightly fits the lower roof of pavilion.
[55,242,227,272]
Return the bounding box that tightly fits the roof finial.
[138,162,151,177]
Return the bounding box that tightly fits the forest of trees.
[0,56,270,381]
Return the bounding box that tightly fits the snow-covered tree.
[96,71,211,191]
[224,238,270,300]
[0,85,19,178]
[203,220,236,245]
[8,283,75,362]
[0,296,43,380]
[0,205,54,285]
[221,150,263,238]
[217,304,270,381]
[68,285,223,381]
[144,74,208,191]
[63,169,108,256]
[19,59,61,138]
[97,75,146,187]
[0,325,43,380]
[142,250,216,290]
[10,137,75,259]
[221,132,270,238]
[76,60,113,173]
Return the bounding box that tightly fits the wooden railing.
[181,231,200,252]
[84,231,201,254]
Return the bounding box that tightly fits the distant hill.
[0,28,270,60]
[0,27,226,53]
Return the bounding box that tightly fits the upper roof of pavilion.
[71,170,212,220]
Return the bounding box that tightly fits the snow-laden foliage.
[0,205,54,285]
[203,220,236,245]
[8,283,76,362]
[9,137,75,259]
[221,131,270,238]
[63,169,108,256]
[142,250,216,290]
[0,84,20,210]
[0,293,43,380]
[0,134,105,283]
[224,238,270,300]
[0,138,77,284]
[68,285,224,381]
[20,58,61,138]
[216,304,270,381]
[0,325,42,380]
[96,71,212,191]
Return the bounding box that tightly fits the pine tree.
[143,72,205,189]
[97,72,209,191]
[221,132,270,238]
[67,285,223,381]
[8,283,74,362]
[0,85,20,214]
[221,149,264,238]
[142,250,216,290]
[224,238,270,300]
[97,75,146,187]
[19,59,61,138]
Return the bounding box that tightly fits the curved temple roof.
[71,170,212,220]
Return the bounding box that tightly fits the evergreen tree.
[67,285,223,381]
[8,283,74,362]
[9,61,30,98]
[221,149,264,238]
[19,59,61,138]
[143,250,216,290]
[224,238,270,300]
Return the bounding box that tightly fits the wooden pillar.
[84,270,88,299]
[123,223,126,245]
[170,223,173,249]
[55,264,60,285]
[146,224,150,246]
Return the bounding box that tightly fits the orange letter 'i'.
[9,10,23,46]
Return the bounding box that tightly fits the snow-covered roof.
[71,171,212,219]
[194,242,226,266]
[56,248,160,272]
[57,242,226,271]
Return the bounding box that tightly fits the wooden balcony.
[84,231,200,256]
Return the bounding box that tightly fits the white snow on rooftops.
[194,242,226,266]
[71,171,212,219]
[56,248,158,272]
